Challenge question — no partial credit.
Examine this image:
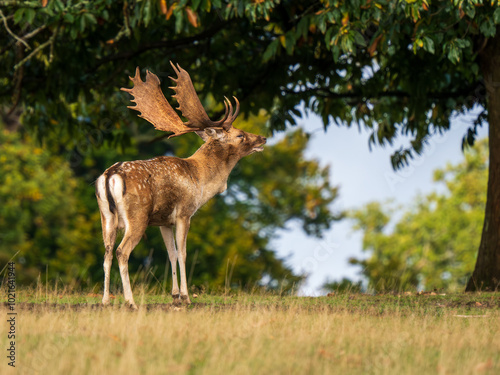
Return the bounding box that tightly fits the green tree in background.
[2,0,500,289]
[0,114,338,291]
[347,139,487,292]
[0,126,103,284]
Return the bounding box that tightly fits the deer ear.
[195,130,209,142]
[204,128,224,140]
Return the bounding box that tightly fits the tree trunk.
[466,34,500,291]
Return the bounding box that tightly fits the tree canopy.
[1,1,497,155]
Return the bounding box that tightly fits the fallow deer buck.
[95,62,266,309]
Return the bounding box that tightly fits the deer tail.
[96,162,126,216]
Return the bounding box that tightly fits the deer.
[95,62,267,309]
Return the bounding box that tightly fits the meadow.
[1,288,499,375]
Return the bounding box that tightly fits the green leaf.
[83,13,97,26]
[25,8,36,24]
[284,31,295,55]
[296,16,309,39]
[192,0,203,11]
[341,34,355,54]
[325,27,335,46]
[423,36,435,54]
[175,10,184,33]
[464,4,475,18]
[237,1,244,17]
[455,38,470,49]
[79,15,86,32]
[64,13,75,23]
[70,25,78,39]
[262,39,280,62]
[494,8,500,24]
[354,31,366,47]
[317,14,327,34]
[332,45,340,62]
[144,0,152,27]
[54,0,64,12]
[446,44,460,64]
[13,9,24,24]
[480,19,496,38]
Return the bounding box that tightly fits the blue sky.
[271,110,488,295]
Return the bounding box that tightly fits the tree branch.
[13,23,59,71]
[92,20,230,71]
[0,8,30,50]
[22,24,47,40]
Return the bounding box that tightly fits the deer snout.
[250,136,266,154]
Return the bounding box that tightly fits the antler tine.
[120,66,141,95]
[231,96,240,120]
[208,96,230,128]
[222,97,232,131]
[221,96,240,131]
[221,99,229,121]
[169,61,180,77]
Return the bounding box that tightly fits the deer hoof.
[126,301,138,310]
[180,295,191,304]
[172,294,182,305]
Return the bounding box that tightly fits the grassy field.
[1,288,499,375]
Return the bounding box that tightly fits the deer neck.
[188,141,240,197]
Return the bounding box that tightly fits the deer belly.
[148,205,177,227]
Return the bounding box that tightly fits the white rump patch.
[109,174,124,203]
[96,175,115,224]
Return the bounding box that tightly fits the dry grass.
[1,289,499,375]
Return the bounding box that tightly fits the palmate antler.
[121,62,240,138]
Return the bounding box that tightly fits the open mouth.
[250,139,266,154]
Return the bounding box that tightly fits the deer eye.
[237,134,245,139]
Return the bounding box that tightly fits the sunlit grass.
[1,287,499,374]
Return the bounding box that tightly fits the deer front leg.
[160,226,181,303]
[175,217,191,304]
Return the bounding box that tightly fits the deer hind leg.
[175,217,191,304]
[116,214,148,310]
[96,176,118,306]
[101,211,117,306]
[160,226,180,303]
